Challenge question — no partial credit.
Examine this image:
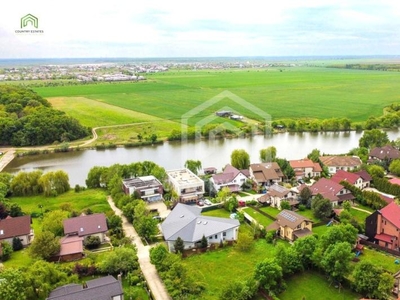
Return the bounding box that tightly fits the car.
[152,215,162,221]
[197,201,204,206]
[204,199,212,206]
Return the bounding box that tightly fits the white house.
[289,158,322,179]
[319,156,362,175]
[161,203,240,252]
[210,164,249,192]
[167,168,205,204]
[267,184,298,209]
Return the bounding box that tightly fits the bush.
[0,241,13,261]
[83,235,101,249]
[265,230,276,244]
[298,204,306,211]
[12,237,23,251]
[72,263,97,278]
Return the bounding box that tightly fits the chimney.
[117,273,122,281]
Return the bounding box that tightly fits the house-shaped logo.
[21,14,38,29]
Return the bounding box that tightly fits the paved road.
[107,197,171,300]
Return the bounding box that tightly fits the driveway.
[107,197,171,300]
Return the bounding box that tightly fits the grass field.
[9,189,110,215]
[358,247,400,273]
[242,207,275,227]
[35,67,400,128]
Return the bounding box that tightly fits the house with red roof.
[63,213,108,242]
[354,170,372,189]
[0,215,34,246]
[289,158,322,179]
[305,178,354,206]
[331,170,364,189]
[365,202,400,250]
[210,164,249,192]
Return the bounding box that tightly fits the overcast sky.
[1,0,400,58]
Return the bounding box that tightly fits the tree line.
[0,85,90,146]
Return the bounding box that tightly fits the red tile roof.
[380,202,400,229]
[375,233,394,243]
[319,155,362,167]
[370,145,400,160]
[331,170,360,185]
[309,178,349,202]
[389,178,400,186]
[289,158,314,169]
[59,236,84,256]
[354,170,372,182]
[0,215,31,240]
[63,213,107,237]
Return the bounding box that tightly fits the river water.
[4,130,400,186]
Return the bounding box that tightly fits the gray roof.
[161,203,239,242]
[47,276,123,300]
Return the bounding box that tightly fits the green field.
[35,67,400,127]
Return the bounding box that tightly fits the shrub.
[298,204,306,211]
[83,235,101,249]
[0,241,13,261]
[12,237,23,251]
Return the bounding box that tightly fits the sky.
[1,0,400,58]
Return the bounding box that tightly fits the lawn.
[259,206,280,218]
[357,247,400,273]
[182,227,287,300]
[242,207,275,227]
[34,67,400,125]
[349,207,371,224]
[201,208,231,218]
[9,189,111,215]
[279,270,361,300]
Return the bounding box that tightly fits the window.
[215,235,217,239]
[223,232,226,237]
[0,229,3,235]
[209,236,212,240]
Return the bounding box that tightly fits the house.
[0,215,33,246]
[215,110,232,117]
[122,175,163,201]
[267,210,312,242]
[331,170,364,190]
[354,170,372,189]
[63,213,108,242]
[203,167,217,175]
[46,275,123,300]
[266,183,298,209]
[167,168,205,204]
[306,178,354,206]
[249,162,284,186]
[369,145,400,162]
[210,164,248,192]
[53,236,84,262]
[319,155,362,175]
[161,203,239,252]
[289,158,322,179]
[365,202,400,251]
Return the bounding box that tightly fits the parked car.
[152,215,162,221]
[204,199,212,206]
[197,201,204,206]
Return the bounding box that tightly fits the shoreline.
[0,149,16,172]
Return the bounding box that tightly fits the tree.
[9,203,23,217]
[217,187,231,203]
[292,235,318,269]
[311,196,332,219]
[367,164,385,178]
[29,231,60,260]
[260,146,277,162]
[0,269,28,300]
[136,216,158,241]
[184,160,202,175]
[10,170,43,196]
[41,210,68,237]
[254,258,285,295]
[389,159,400,176]
[280,200,291,210]
[231,149,250,170]
[85,166,107,188]
[352,261,382,298]
[150,244,169,266]
[219,277,258,300]
[39,170,70,196]
[275,158,295,180]
[307,149,321,162]
[321,242,352,282]
[235,230,254,252]
[12,237,23,251]
[299,186,312,205]
[275,244,302,276]
[174,237,185,254]
[98,246,139,275]
[0,241,13,261]
[83,235,101,249]
[200,235,208,248]
[319,224,358,252]
[377,272,394,300]
[342,200,351,211]
[359,129,390,149]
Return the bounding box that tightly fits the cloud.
[0,0,399,57]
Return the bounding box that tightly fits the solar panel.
[280,211,298,222]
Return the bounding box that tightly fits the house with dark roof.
[122,175,163,201]
[306,178,354,206]
[266,183,298,209]
[369,145,400,162]
[63,213,108,242]
[289,158,322,179]
[319,155,362,175]
[161,203,239,252]
[0,215,33,246]
[210,164,249,192]
[46,275,123,300]
[249,162,284,186]
[365,202,400,251]
[267,210,312,242]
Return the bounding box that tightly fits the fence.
[360,239,400,257]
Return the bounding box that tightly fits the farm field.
[36,67,400,128]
